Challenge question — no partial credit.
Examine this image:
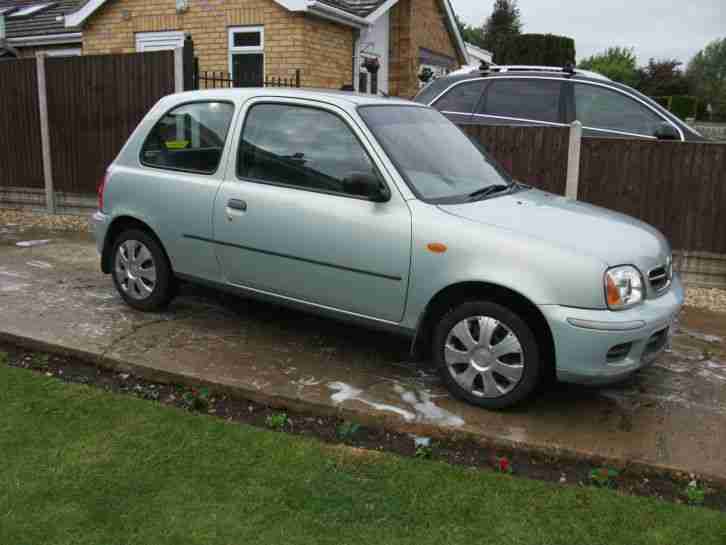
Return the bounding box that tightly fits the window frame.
[228,25,265,77]
[139,99,237,176]
[235,101,392,203]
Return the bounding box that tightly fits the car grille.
[648,262,672,294]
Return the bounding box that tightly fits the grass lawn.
[1,358,724,545]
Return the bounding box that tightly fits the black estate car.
[414,65,705,142]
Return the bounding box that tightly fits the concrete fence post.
[173,47,184,93]
[565,120,582,200]
[35,52,55,213]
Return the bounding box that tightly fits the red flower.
[498,457,510,473]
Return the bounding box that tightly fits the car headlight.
[605,266,644,310]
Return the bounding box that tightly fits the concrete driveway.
[1,226,725,480]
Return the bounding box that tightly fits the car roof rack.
[476,62,611,82]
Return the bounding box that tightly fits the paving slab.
[1,227,725,481]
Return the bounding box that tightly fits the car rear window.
[140,101,235,174]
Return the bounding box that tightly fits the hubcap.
[114,240,157,300]
[444,316,524,398]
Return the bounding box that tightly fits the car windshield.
[358,105,512,203]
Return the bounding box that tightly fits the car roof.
[168,87,418,107]
[434,69,612,86]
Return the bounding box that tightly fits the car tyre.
[433,301,541,409]
[111,229,174,312]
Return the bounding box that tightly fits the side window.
[574,83,664,136]
[238,104,384,198]
[141,102,235,174]
[432,81,485,114]
[480,79,562,123]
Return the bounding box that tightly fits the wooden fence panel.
[45,51,175,195]
[461,125,569,194]
[579,139,726,254]
[0,59,44,190]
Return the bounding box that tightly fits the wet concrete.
[1,226,725,480]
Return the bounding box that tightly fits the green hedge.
[654,95,699,120]
[495,34,576,66]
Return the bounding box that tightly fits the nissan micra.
[91,88,684,409]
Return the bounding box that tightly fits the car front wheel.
[111,229,174,311]
[433,301,542,409]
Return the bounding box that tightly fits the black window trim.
[235,101,392,203]
[139,99,237,176]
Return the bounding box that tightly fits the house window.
[135,31,185,52]
[228,26,264,87]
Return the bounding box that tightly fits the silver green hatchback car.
[91,88,683,409]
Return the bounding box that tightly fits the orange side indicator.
[427,242,448,254]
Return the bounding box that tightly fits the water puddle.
[26,260,53,269]
[16,239,52,248]
[328,381,465,428]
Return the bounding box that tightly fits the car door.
[473,77,566,127]
[566,81,681,140]
[135,100,236,281]
[211,99,412,323]
[429,80,487,126]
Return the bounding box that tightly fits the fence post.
[35,52,55,213]
[565,121,582,199]
[173,47,184,93]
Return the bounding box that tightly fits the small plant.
[336,421,361,440]
[32,353,50,367]
[415,445,433,459]
[0,351,7,366]
[590,467,619,488]
[685,480,706,506]
[265,412,289,431]
[181,387,210,412]
[495,456,513,474]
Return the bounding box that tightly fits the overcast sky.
[452,0,725,67]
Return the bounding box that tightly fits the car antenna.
[563,62,576,77]
[479,60,491,73]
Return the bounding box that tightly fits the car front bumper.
[89,210,110,256]
[539,273,684,385]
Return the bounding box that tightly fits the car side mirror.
[344,172,390,202]
[654,122,679,141]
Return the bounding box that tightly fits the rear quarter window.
[140,101,235,174]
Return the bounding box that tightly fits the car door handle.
[227,199,247,211]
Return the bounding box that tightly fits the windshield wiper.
[467,184,512,201]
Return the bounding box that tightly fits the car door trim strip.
[183,234,402,282]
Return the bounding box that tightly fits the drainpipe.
[352,28,361,91]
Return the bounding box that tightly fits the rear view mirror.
[654,122,679,141]
[344,172,390,202]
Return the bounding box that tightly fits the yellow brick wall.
[81,0,354,88]
[389,0,463,98]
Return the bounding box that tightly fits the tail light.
[98,170,110,211]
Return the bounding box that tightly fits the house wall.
[81,0,354,89]
[389,0,463,98]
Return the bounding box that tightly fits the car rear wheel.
[111,229,174,311]
[433,301,541,409]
